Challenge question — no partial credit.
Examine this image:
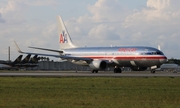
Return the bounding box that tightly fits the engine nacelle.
[131,67,147,71]
[89,60,107,70]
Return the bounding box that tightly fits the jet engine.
[131,67,147,71]
[89,60,107,70]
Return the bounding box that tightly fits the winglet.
[14,41,23,53]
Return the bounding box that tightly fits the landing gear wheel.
[114,67,122,73]
[92,70,98,73]
[95,70,98,73]
[151,69,155,74]
[118,68,122,73]
[114,68,117,73]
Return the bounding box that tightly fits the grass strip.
[0,77,180,108]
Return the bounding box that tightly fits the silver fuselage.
[63,46,167,67]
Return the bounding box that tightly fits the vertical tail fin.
[12,55,23,64]
[57,15,76,50]
[21,54,31,63]
[29,55,39,63]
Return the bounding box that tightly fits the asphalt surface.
[0,71,179,77]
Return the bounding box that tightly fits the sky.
[0,0,180,61]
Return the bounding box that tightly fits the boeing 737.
[15,15,167,73]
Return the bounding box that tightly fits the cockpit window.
[156,51,163,55]
[152,51,163,55]
[152,52,157,55]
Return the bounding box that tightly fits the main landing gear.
[151,69,156,74]
[114,66,122,73]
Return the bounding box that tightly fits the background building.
[36,61,89,71]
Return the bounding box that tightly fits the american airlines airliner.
[15,15,167,73]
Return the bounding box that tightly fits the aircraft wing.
[14,41,92,62]
[28,46,63,53]
[21,52,92,62]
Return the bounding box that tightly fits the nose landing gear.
[151,69,155,73]
[92,70,98,73]
[114,66,122,73]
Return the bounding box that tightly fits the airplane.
[0,55,23,69]
[15,15,167,73]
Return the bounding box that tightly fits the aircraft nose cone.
[160,56,167,64]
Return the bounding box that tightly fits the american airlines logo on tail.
[60,31,68,43]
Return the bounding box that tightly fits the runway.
[0,71,180,77]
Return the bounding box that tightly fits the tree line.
[166,58,180,65]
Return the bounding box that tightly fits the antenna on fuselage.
[158,45,161,51]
